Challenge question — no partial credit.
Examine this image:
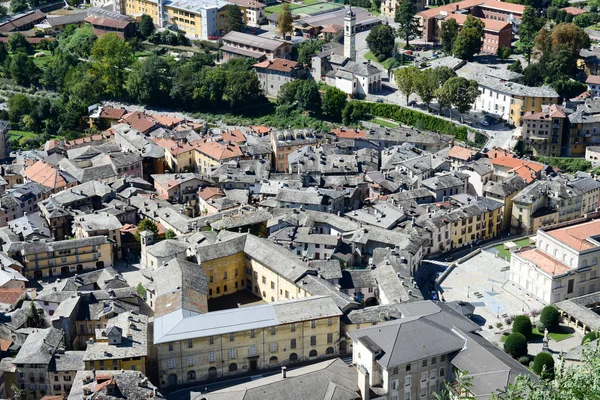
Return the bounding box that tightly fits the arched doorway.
[326,347,334,355]
[208,367,217,379]
[229,363,237,372]
[339,340,347,354]
[309,350,317,358]
[289,353,298,362]
[187,370,196,381]
[269,356,278,365]
[167,374,177,387]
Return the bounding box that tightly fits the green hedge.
[535,156,592,173]
[342,101,486,146]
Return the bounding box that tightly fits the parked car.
[444,255,455,262]
[481,120,490,127]
[408,100,417,106]
[376,98,384,103]
[404,50,413,55]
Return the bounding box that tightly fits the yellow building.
[194,141,243,174]
[509,94,559,126]
[155,295,341,388]
[21,236,114,279]
[449,197,503,249]
[483,175,528,232]
[153,138,197,173]
[83,312,148,375]
[119,0,265,38]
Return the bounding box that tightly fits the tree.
[532,352,555,380]
[508,59,523,73]
[523,62,546,86]
[437,76,479,119]
[395,65,419,105]
[321,86,347,120]
[547,6,559,20]
[278,79,321,113]
[296,39,325,65]
[0,5,7,18]
[90,33,133,98]
[223,4,244,34]
[127,55,172,106]
[26,302,45,328]
[57,24,96,59]
[394,0,421,47]
[574,12,600,28]
[10,0,27,13]
[135,218,159,241]
[540,305,560,332]
[277,4,293,38]
[8,33,31,54]
[165,229,177,239]
[452,15,484,61]
[551,0,568,7]
[8,94,31,124]
[136,282,147,299]
[550,23,591,59]
[504,332,528,358]
[512,315,533,341]
[366,24,396,59]
[441,18,459,55]
[497,46,512,59]
[10,53,39,86]
[582,331,599,345]
[414,68,437,110]
[139,14,155,38]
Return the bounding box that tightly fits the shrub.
[497,46,512,59]
[513,315,533,341]
[533,352,555,379]
[582,331,600,345]
[540,306,560,332]
[518,356,531,365]
[504,332,528,358]
[535,156,592,173]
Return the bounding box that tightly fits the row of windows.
[168,348,335,369]
[169,330,334,353]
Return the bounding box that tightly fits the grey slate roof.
[146,239,189,257]
[22,236,110,255]
[13,327,64,365]
[50,350,85,372]
[299,274,358,312]
[153,258,208,315]
[70,369,165,400]
[192,358,360,400]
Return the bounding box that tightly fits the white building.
[586,75,600,98]
[510,219,600,304]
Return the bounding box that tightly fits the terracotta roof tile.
[0,288,26,306]
[100,108,126,120]
[196,141,243,161]
[330,128,366,139]
[562,6,587,15]
[198,186,224,200]
[482,0,525,13]
[253,58,300,73]
[517,248,571,276]
[152,138,194,156]
[448,145,477,161]
[586,75,600,85]
[23,160,71,190]
[546,219,600,251]
[446,13,510,32]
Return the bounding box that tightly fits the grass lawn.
[8,130,37,144]
[371,117,399,128]
[532,327,573,342]
[302,0,321,5]
[30,50,54,69]
[364,51,395,69]
[134,51,154,58]
[265,2,303,15]
[493,237,533,261]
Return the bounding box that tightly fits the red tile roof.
[152,138,194,156]
[24,160,72,190]
[482,0,525,14]
[487,148,513,159]
[100,107,126,120]
[220,130,246,144]
[562,6,587,15]
[418,0,485,18]
[85,15,132,30]
[512,164,538,183]
[250,126,271,135]
[198,186,224,201]
[321,24,342,33]
[586,75,600,85]
[122,111,157,133]
[253,58,300,73]
[517,248,571,276]
[448,145,477,161]
[447,13,510,32]
[196,141,243,161]
[546,219,600,251]
[150,114,185,128]
[330,128,366,139]
[0,288,26,306]
[490,157,544,173]
[522,104,567,121]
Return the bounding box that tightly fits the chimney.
[281,366,287,378]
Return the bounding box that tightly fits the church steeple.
[344,6,356,62]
